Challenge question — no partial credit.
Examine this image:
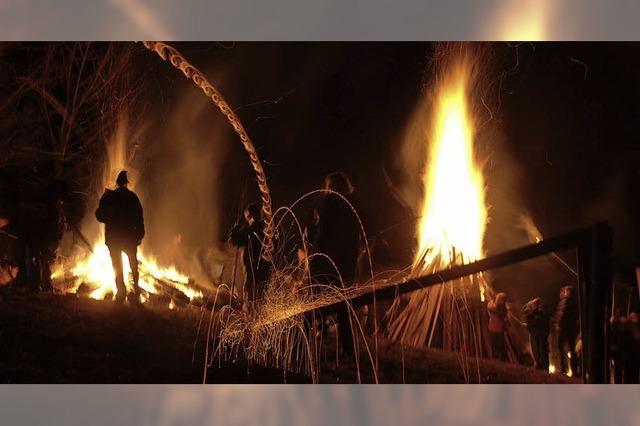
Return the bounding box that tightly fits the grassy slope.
[0,294,574,384]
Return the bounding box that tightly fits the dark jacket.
[95,187,144,247]
[523,298,550,336]
[307,194,360,286]
[230,220,270,300]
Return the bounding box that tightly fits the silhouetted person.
[554,285,579,375]
[522,297,550,370]
[11,178,68,292]
[230,202,270,307]
[307,172,361,355]
[610,312,626,383]
[488,292,508,362]
[95,171,144,304]
[38,179,68,291]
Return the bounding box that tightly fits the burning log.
[152,276,191,305]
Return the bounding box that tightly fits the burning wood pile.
[383,46,529,372]
[49,102,218,309]
[386,51,489,352]
[52,243,208,308]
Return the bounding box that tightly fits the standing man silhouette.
[95,170,145,304]
[230,202,270,308]
[307,172,361,355]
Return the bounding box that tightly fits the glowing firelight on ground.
[548,356,573,377]
[65,236,202,302]
[413,58,487,272]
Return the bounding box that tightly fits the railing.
[312,221,613,383]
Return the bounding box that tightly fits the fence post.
[580,222,613,383]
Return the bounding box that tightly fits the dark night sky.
[120,42,640,303]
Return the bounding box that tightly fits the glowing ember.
[413,58,487,272]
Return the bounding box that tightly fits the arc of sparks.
[141,41,274,261]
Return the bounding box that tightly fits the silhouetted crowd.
[2,165,640,379]
[0,176,70,292]
[610,310,640,384]
[487,285,640,383]
[487,286,578,373]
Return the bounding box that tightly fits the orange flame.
[53,112,202,305]
[414,58,487,273]
[64,239,201,302]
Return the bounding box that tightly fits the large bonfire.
[52,116,204,306]
[413,57,487,272]
[386,48,493,362]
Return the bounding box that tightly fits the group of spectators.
[0,178,70,292]
[610,310,640,384]
[487,285,640,383]
[230,171,360,355]
[487,286,579,375]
